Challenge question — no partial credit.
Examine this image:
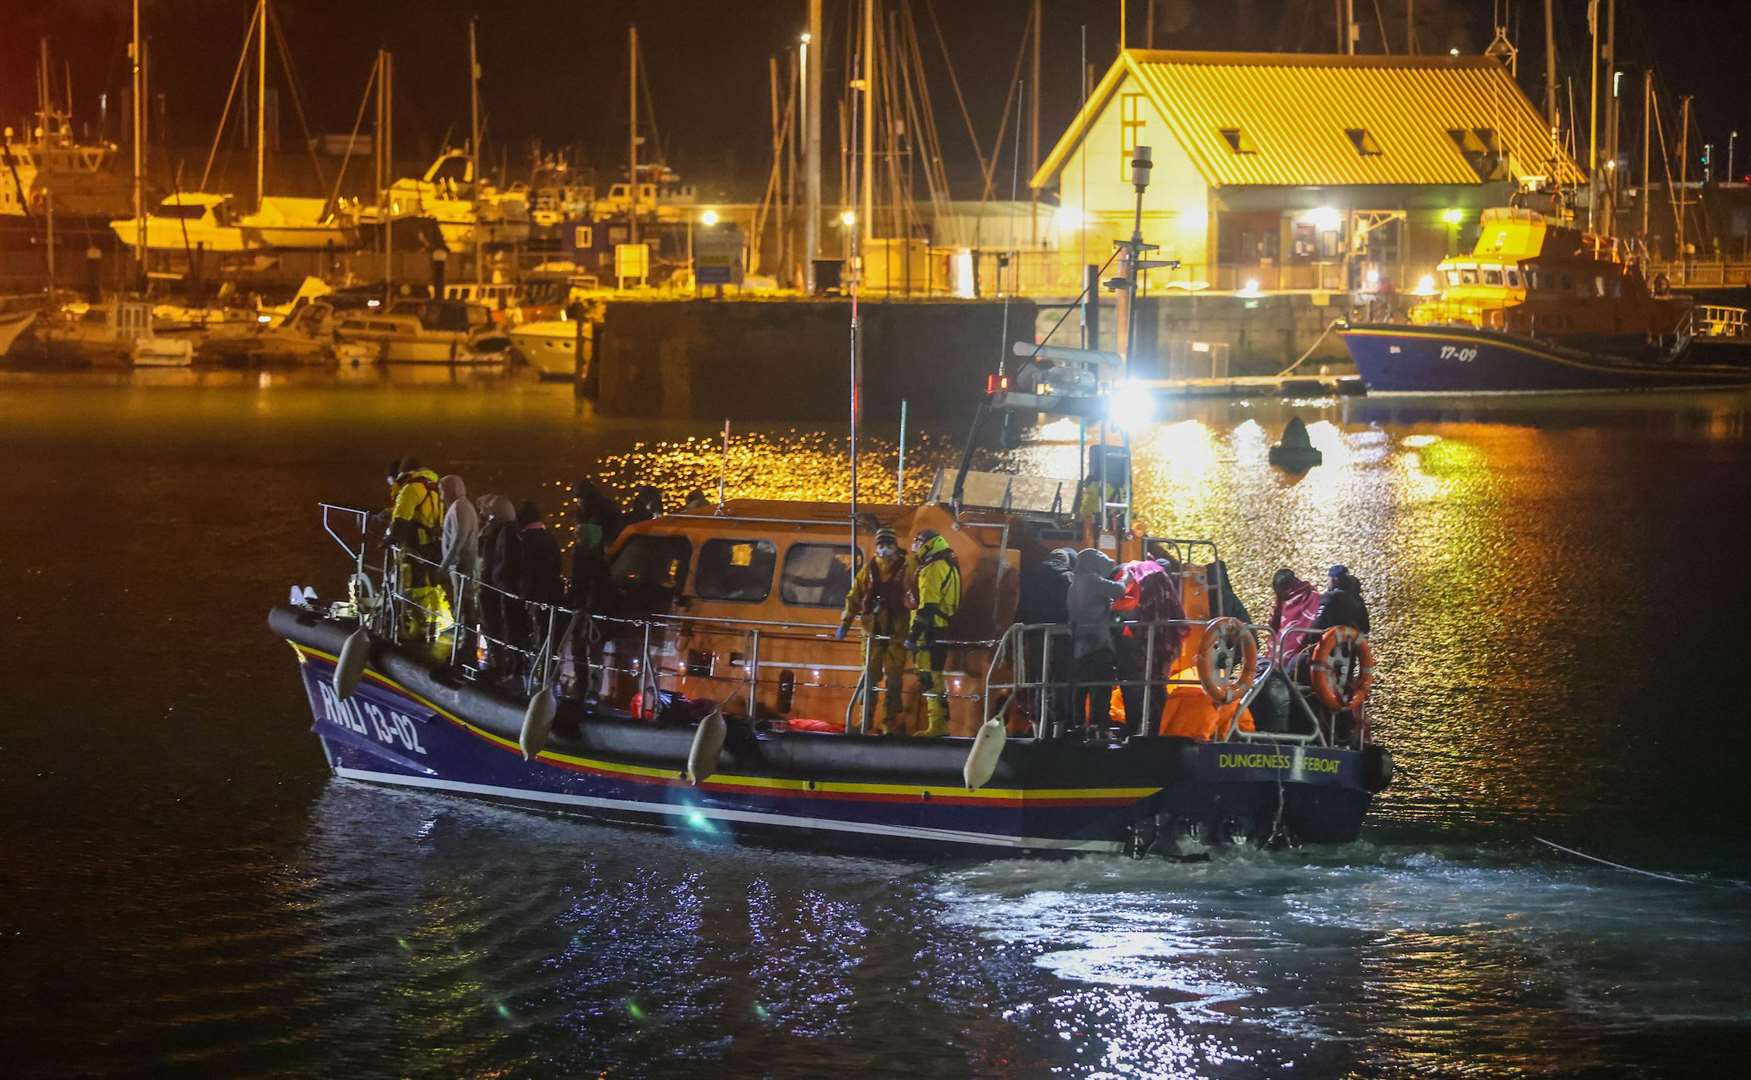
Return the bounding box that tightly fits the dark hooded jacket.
[517,504,566,606]
[1066,548,1124,658]
[1316,573,1371,634]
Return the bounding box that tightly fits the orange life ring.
[1196,616,1258,705]
[1310,626,1375,710]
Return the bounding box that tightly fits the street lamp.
[1731,131,1739,184]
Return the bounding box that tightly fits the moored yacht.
[109,192,254,255]
[332,297,511,364]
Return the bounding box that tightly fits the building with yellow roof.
[1030,49,1584,298]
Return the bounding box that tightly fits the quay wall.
[592,293,1372,420]
[595,300,1039,421]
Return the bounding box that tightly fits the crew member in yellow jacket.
[834,527,912,734]
[385,457,451,640]
[904,529,962,737]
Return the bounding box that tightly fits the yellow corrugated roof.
[1032,50,1585,191]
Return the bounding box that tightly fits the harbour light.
[1441,208,1465,225]
[1416,274,1437,295]
[1300,206,1342,232]
[700,209,719,226]
[839,210,856,228]
[1055,204,1083,231]
[1107,380,1154,431]
[1239,278,1261,297]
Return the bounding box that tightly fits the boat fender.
[1362,744,1394,793]
[962,717,1007,791]
[520,686,558,761]
[686,708,728,786]
[1196,617,1258,704]
[1310,627,1375,711]
[333,626,371,700]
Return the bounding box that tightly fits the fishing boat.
[269,149,1393,857]
[0,41,134,240]
[1341,201,1751,394]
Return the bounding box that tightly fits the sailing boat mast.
[469,15,483,285]
[860,0,873,250]
[1586,0,1598,230]
[628,25,638,246]
[256,0,267,208]
[131,0,146,287]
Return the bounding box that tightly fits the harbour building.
[1029,49,1585,300]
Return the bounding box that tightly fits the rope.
[1272,318,1345,378]
[1534,837,1693,885]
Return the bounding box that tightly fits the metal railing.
[313,503,1365,746]
[980,616,1362,748]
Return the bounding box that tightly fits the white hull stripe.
[331,766,1124,853]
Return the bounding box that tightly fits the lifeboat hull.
[1342,323,1751,394]
[274,607,1377,856]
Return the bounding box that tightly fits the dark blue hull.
[274,608,1378,857]
[1343,324,1751,395]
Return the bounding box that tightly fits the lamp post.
[1731,131,1739,184]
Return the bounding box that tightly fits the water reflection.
[5,374,1751,1075]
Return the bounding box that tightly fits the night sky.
[6,0,1749,197]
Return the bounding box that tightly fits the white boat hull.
[0,310,36,357]
[509,320,589,379]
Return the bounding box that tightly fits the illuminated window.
[695,538,777,602]
[1219,127,1257,154]
[1345,128,1382,155]
[1119,94,1147,180]
[780,544,858,607]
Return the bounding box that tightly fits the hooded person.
[569,481,617,616]
[1067,548,1125,738]
[479,494,523,673]
[1316,564,1371,635]
[437,475,480,650]
[517,499,566,610]
[836,526,912,734]
[1268,568,1323,664]
[904,529,961,737]
[1112,558,1187,734]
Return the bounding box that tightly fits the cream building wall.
[1051,72,1213,287]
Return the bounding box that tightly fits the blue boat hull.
[1342,324,1751,395]
[274,608,1378,856]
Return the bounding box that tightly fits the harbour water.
[3,372,1749,1076]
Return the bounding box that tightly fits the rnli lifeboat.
[1342,195,1751,394]
[270,448,1391,856]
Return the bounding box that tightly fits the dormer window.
[1345,128,1382,155]
[1219,128,1257,154]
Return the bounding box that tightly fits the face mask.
[876,544,897,558]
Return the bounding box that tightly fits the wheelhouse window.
[1506,269,1521,287]
[1483,268,1503,285]
[155,204,209,220]
[694,538,777,602]
[611,534,692,609]
[780,544,858,607]
[1458,268,1479,285]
